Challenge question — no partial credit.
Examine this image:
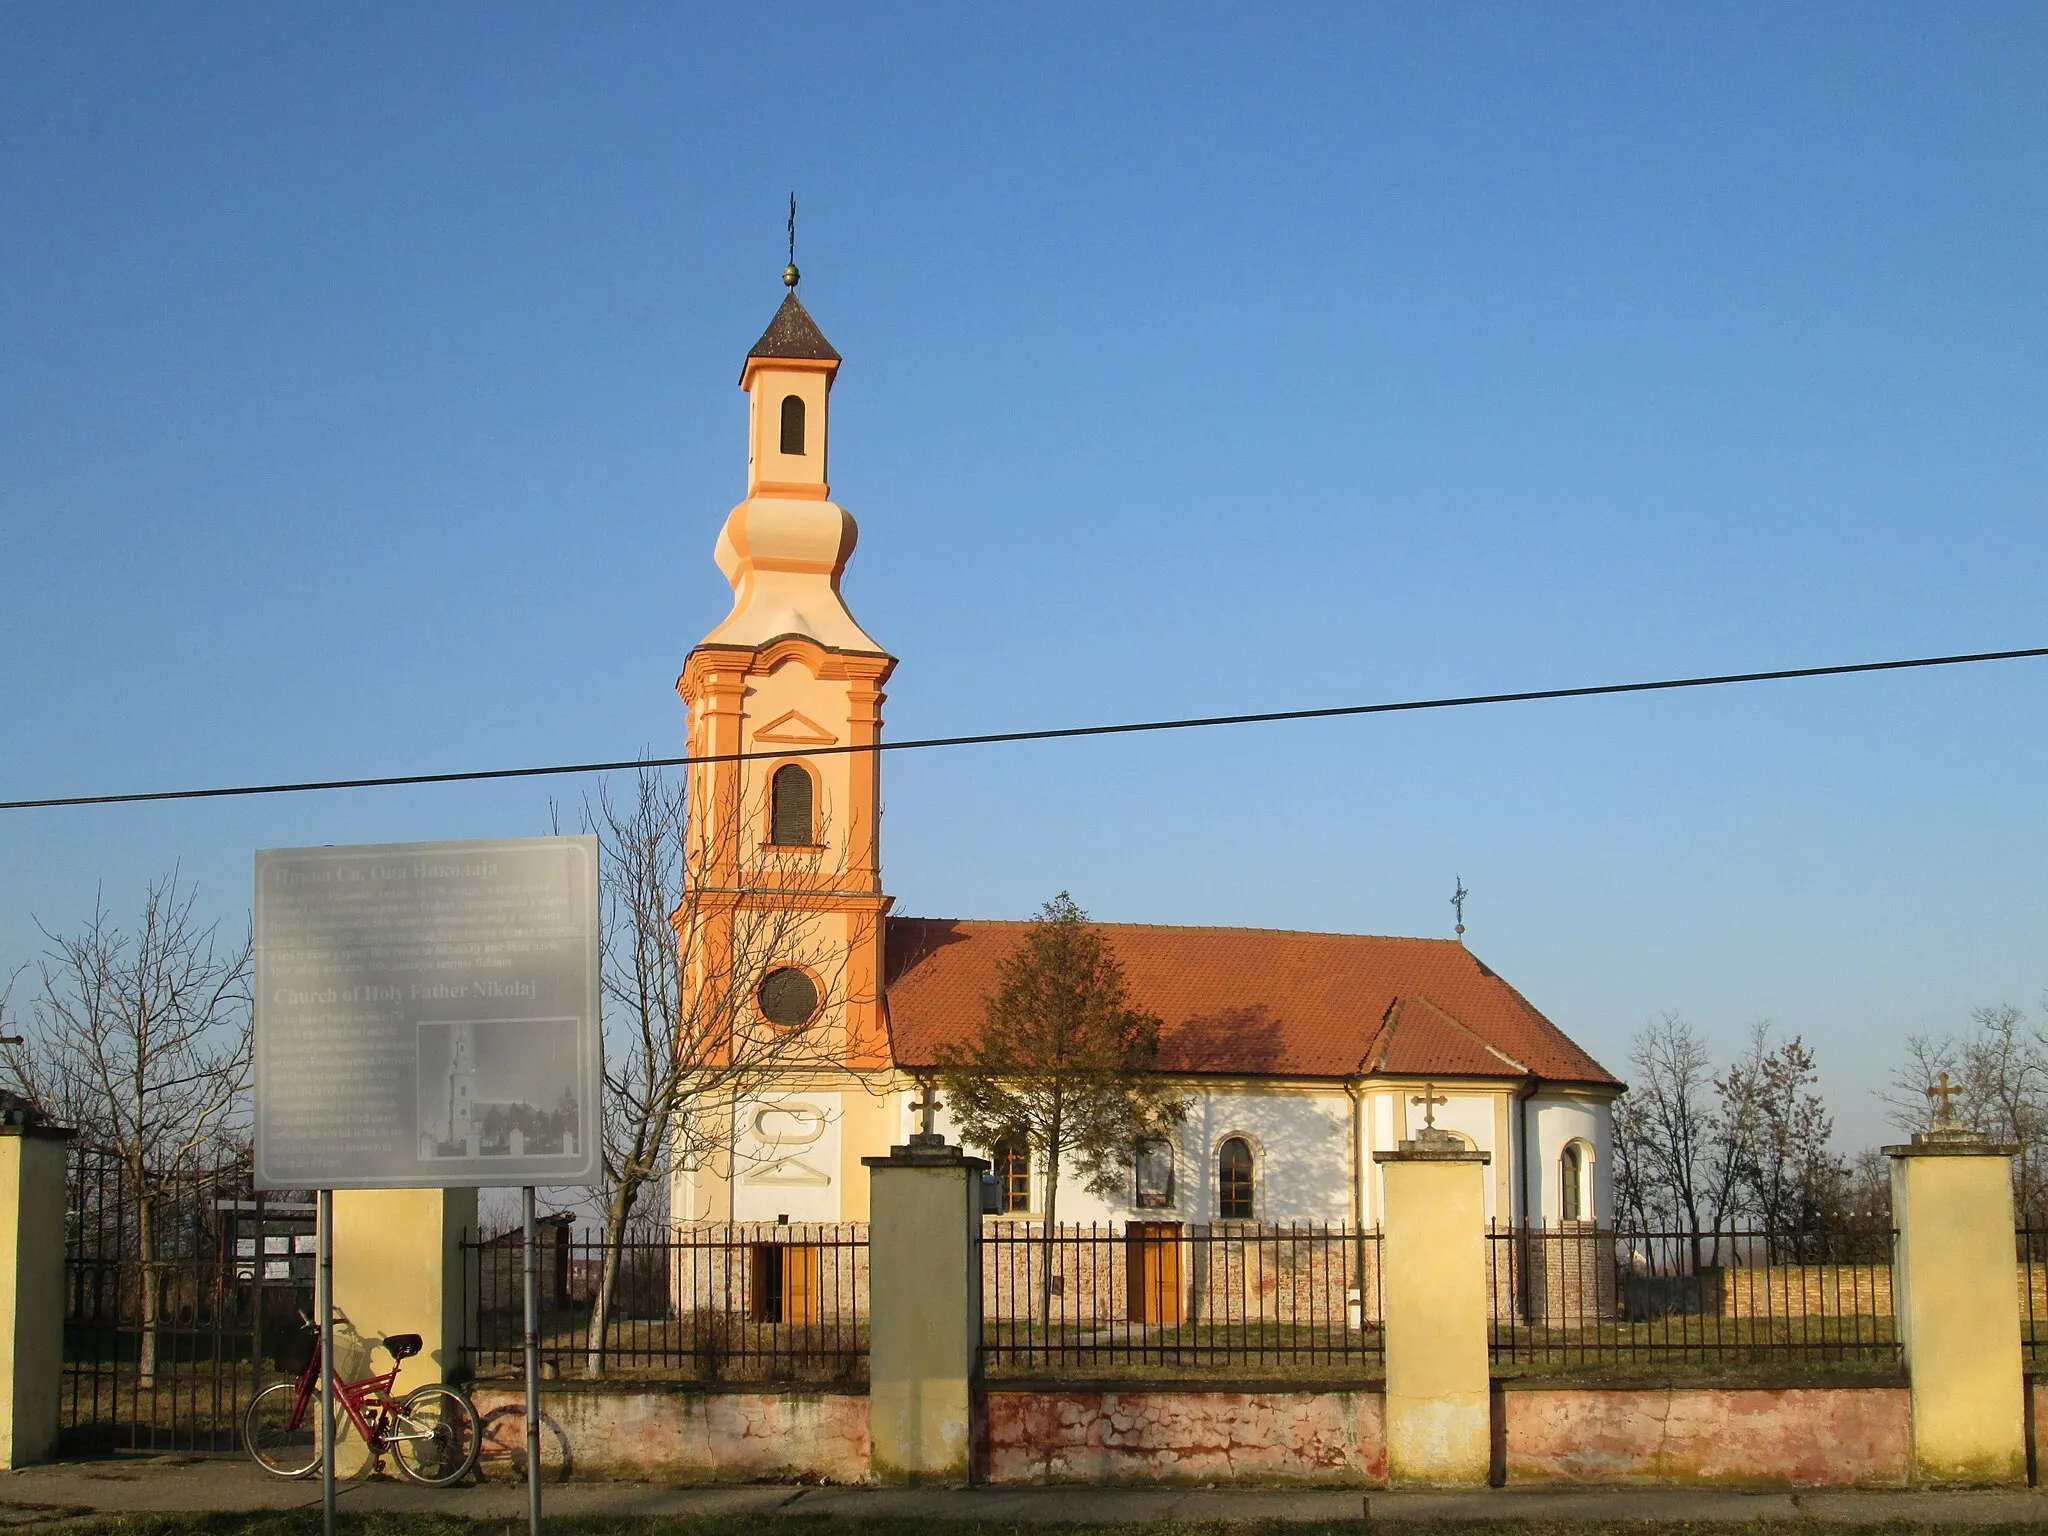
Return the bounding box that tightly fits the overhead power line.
[3,643,2044,814]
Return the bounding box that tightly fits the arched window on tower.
[1218,1136,1255,1221]
[1560,1141,1586,1223]
[769,763,814,845]
[779,394,806,455]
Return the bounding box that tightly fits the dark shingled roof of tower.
[744,292,840,377]
[880,917,1621,1088]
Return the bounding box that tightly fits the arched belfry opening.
[770,762,815,846]
[779,394,806,455]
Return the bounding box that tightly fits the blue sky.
[3,4,2044,1151]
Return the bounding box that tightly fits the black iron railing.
[981,1221,1384,1380]
[461,1222,868,1384]
[63,1143,313,1453]
[2018,1227,2048,1363]
[1487,1224,1901,1377]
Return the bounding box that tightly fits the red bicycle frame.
[276,1330,407,1448]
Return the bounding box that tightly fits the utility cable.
[2,643,2044,813]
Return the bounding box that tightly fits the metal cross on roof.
[1411,1083,1448,1130]
[1451,878,1468,939]
[912,1079,942,1139]
[1926,1070,1960,1121]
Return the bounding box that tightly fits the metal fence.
[461,1222,868,1384]
[981,1222,1384,1380]
[2018,1227,2048,1363]
[1488,1224,1901,1377]
[63,1144,314,1453]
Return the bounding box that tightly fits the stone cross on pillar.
[910,1079,944,1144]
[1410,1083,1447,1131]
[1926,1071,1960,1126]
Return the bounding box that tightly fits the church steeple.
[675,273,897,1169]
[739,286,840,501]
[699,281,881,655]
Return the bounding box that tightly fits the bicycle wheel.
[243,1381,325,1478]
[388,1384,481,1486]
[476,1403,573,1483]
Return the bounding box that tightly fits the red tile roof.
[882,917,1620,1088]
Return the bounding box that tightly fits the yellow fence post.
[330,1188,479,1386]
[1376,1124,1491,1487]
[863,1124,986,1484]
[0,1116,74,1468]
[1888,1119,2026,1485]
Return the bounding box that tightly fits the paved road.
[9,1458,2048,1526]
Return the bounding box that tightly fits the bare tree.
[560,765,858,1378]
[1883,1003,2048,1218]
[0,873,251,1385]
[1615,1013,1746,1270]
[934,893,1187,1314]
[1720,1024,1836,1239]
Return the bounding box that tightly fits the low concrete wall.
[459,1379,1930,1489]
[983,1386,1387,1485]
[1502,1383,1911,1487]
[469,1384,867,1484]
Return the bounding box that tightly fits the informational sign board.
[253,836,601,1190]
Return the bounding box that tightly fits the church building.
[672,276,1622,1235]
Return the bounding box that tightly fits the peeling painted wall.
[983,1388,1388,1485]
[1502,1385,1911,1487]
[469,1386,867,1484]
[464,1380,1940,1488]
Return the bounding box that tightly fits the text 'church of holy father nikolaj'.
[671,276,1621,1238]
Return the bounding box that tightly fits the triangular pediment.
[742,1156,833,1187]
[754,710,839,746]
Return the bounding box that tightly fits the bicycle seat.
[382,1333,423,1360]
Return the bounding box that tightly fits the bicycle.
[244,1313,480,1486]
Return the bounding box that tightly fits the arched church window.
[1218,1136,1255,1221]
[993,1138,1031,1214]
[758,967,819,1027]
[1561,1141,1585,1222]
[770,763,814,845]
[779,394,806,455]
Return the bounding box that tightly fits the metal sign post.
[522,1185,542,1536]
[317,1189,335,1536]
[252,836,597,1535]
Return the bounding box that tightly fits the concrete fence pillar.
[330,1188,478,1387]
[0,1119,75,1468]
[863,1132,986,1484]
[1888,1122,2026,1486]
[1376,1126,1491,1487]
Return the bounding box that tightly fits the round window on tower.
[758,967,820,1028]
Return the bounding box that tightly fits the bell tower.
[677,270,895,1124]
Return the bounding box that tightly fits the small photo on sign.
[416,1017,582,1162]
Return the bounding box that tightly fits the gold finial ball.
[783,263,800,289]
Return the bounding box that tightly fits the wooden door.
[781,1244,821,1325]
[1125,1221,1185,1324]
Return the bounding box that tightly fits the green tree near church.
[935,893,1187,1310]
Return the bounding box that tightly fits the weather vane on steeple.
[784,193,800,290]
[1451,877,1468,940]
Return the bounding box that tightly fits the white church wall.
[730,1091,844,1224]
[1364,1087,1504,1225]
[1427,1090,1501,1224]
[924,1085,1354,1227]
[1528,1094,1611,1226]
